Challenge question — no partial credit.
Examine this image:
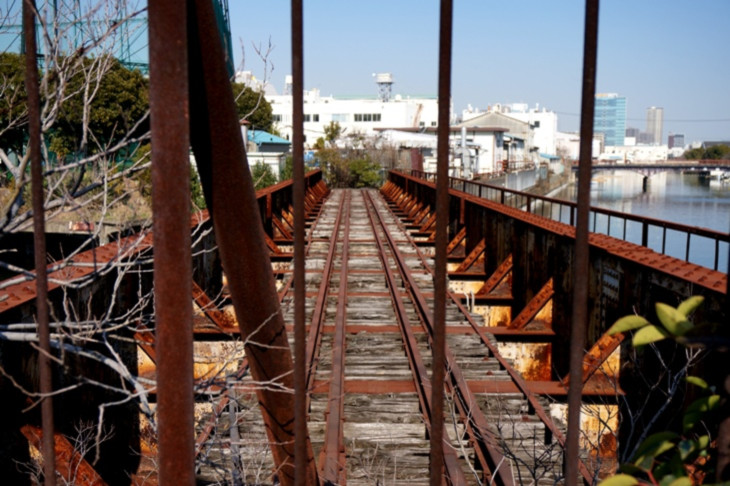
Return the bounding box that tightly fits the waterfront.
[554,169,730,271]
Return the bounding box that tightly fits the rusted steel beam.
[361,192,468,485]
[149,0,194,483]
[192,281,238,332]
[508,278,554,330]
[562,331,624,386]
[476,254,513,296]
[446,227,466,256]
[186,0,316,483]
[454,238,486,273]
[24,1,56,483]
[273,215,294,240]
[567,1,600,484]
[21,426,106,486]
[321,192,351,483]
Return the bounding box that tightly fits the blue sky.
[229,1,730,143]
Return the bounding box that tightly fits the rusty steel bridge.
[3,1,729,485]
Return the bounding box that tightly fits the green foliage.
[279,156,293,182]
[607,296,704,347]
[318,149,382,188]
[190,166,206,210]
[324,121,342,143]
[0,52,29,155]
[348,156,382,188]
[251,161,276,190]
[50,56,149,160]
[231,82,273,133]
[602,297,720,485]
[683,144,730,160]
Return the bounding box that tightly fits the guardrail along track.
[196,188,585,485]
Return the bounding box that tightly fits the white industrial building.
[267,73,444,146]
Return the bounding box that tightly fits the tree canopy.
[231,82,274,133]
[683,144,730,160]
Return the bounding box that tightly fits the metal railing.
[406,169,730,272]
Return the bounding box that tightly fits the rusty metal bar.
[321,191,351,483]
[148,1,194,484]
[431,1,452,483]
[291,1,311,482]
[186,0,316,483]
[24,1,56,483]
[566,1,599,484]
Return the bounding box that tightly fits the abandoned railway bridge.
[3,0,729,485]
[1,168,727,484]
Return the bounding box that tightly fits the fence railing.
[404,169,730,272]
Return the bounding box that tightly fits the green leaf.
[655,303,693,336]
[685,376,708,389]
[599,474,639,486]
[607,315,650,335]
[677,295,704,318]
[633,431,679,469]
[683,395,721,432]
[632,324,670,346]
[667,478,692,486]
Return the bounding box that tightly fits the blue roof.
[248,130,291,145]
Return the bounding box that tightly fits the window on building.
[373,114,381,122]
[273,114,282,122]
[303,114,311,122]
[313,114,319,122]
[354,113,380,122]
[332,114,348,122]
[430,121,436,127]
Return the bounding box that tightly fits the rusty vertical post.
[430,0,452,484]
[24,1,56,484]
[149,1,194,485]
[566,1,599,484]
[186,1,317,483]
[291,0,309,483]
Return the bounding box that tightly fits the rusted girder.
[21,426,106,486]
[508,278,554,330]
[186,0,316,483]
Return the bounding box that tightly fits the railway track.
[195,188,589,485]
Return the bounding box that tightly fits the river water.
[551,170,730,271]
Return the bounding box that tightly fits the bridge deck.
[194,188,606,485]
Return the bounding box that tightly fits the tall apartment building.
[594,93,627,146]
[646,106,664,145]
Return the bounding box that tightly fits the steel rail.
[380,182,596,483]
[361,191,468,485]
[321,191,352,483]
[304,193,348,395]
[364,191,514,486]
